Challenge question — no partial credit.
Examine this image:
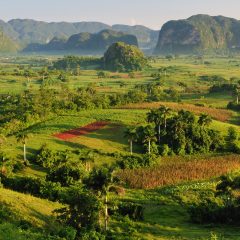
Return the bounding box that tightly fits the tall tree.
[147,109,163,144]
[159,106,171,130]
[233,85,240,104]
[142,125,157,154]
[55,186,100,235]
[124,127,137,155]
[87,167,114,231]
[16,133,29,164]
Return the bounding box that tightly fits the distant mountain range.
[155,14,240,54]
[0,19,158,52]
[2,15,240,54]
[23,30,138,54]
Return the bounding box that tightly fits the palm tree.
[79,151,95,171]
[124,127,137,155]
[178,110,195,124]
[88,167,115,231]
[198,114,212,127]
[142,125,157,154]
[159,106,171,130]
[233,86,240,104]
[147,109,163,144]
[16,133,29,164]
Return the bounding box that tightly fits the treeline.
[0,83,180,135]
[52,56,102,70]
[207,80,240,112]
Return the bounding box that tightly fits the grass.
[72,123,128,153]
[0,187,62,228]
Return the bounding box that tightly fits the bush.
[159,144,170,156]
[46,162,86,187]
[58,226,77,240]
[117,155,144,169]
[189,201,240,224]
[55,187,101,234]
[36,145,60,168]
[227,101,240,111]
[1,176,42,196]
[117,202,144,221]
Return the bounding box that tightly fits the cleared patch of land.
[53,121,109,140]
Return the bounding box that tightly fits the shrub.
[46,162,87,187]
[58,226,77,240]
[159,144,171,156]
[55,187,101,234]
[1,176,42,196]
[116,202,144,221]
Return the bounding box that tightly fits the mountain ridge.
[23,29,138,54]
[0,18,157,49]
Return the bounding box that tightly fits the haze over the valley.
[1,0,240,30]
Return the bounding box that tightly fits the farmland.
[1,54,240,240]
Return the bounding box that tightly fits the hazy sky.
[1,0,240,30]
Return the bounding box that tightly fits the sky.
[1,0,240,30]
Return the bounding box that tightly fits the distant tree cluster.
[125,106,238,156]
[199,75,227,83]
[52,56,101,70]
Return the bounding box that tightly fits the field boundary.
[118,101,233,122]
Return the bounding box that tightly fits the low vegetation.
[1,54,240,239]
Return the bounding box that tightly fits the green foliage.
[115,201,144,221]
[125,108,225,156]
[189,173,240,225]
[225,127,240,153]
[97,71,109,79]
[199,75,227,83]
[1,176,42,196]
[86,167,113,194]
[103,42,147,72]
[46,161,86,187]
[53,56,101,70]
[55,187,101,234]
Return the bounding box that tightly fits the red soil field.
[53,121,109,140]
